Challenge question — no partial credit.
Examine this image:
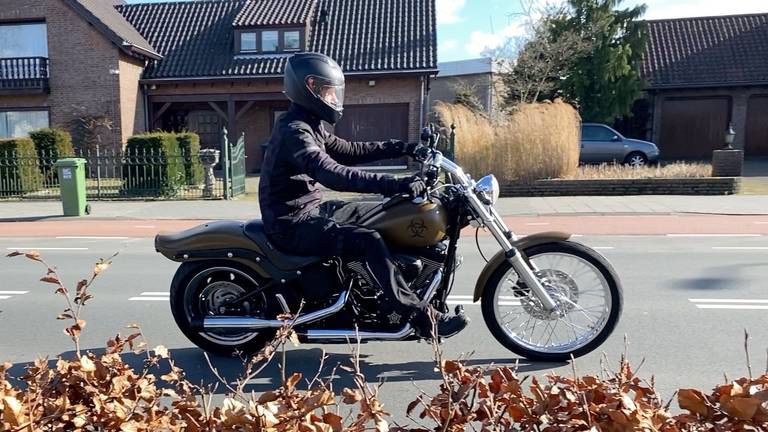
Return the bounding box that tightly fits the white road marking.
[690,299,768,303]
[129,297,169,301]
[5,247,88,251]
[690,298,768,310]
[695,305,768,310]
[140,292,169,296]
[55,236,130,240]
[666,234,762,237]
[0,296,11,300]
[712,247,768,250]
[0,291,29,295]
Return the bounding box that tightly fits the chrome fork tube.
[467,194,558,311]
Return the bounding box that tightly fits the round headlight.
[475,174,499,205]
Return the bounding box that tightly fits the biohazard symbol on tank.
[408,218,427,238]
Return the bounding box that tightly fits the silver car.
[580,123,660,167]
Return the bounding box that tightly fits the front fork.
[468,195,559,311]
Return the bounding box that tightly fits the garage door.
[659,97,730,159]
[746,95,768,157]
[334,103,410,166]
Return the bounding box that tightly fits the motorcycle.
[155,125,622,362]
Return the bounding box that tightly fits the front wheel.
[481,241,622,362]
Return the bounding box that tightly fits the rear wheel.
[170,261,275,356]
[481,241,622,362]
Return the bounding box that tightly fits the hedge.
[122,133,185,196]
[29,128,75,182]
[0,138,44,196]
[176,132,203,186]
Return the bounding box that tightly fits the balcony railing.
[0,57,50,94]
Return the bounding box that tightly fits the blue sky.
[126,0,768,63]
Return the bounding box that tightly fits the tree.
[452,80,486,112]
[551,0,648,122]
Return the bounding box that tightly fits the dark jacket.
[259,103,407,235]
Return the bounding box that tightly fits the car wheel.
[624,152,648,167]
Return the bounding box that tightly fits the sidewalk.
[2,194,768,222]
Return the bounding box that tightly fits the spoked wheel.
[170,262,275,356]
[481,241,622,362]
[624,152,648,167]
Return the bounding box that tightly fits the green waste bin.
[54,158,88,216]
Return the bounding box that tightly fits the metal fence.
[0,148,225,200]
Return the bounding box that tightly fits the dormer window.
[236,28,306,54]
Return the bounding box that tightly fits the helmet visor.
[307,76,345,111]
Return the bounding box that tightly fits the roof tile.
[643,13,768,88]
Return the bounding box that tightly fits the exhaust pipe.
[302,324,414,342]
[200,291,348,331]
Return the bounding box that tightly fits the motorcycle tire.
[481,241,622,362]
[170,261,275,356]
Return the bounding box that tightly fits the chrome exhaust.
[201,291,348,331]
[302,324,414,341]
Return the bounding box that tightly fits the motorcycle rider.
[259,52,469,338]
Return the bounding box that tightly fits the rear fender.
[155,221,271,278]
[472,231,571,302]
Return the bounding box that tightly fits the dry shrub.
[570,162,712,180]
[434,100,580,182]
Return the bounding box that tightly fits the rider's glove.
[398,175,427,197]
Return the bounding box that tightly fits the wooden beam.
[227,97,236,145]
[208,101,228,121]
[152,102,172,127]
[236,100,256,120]
[150,92,285,103]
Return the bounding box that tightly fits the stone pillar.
[199,149,220,198]
[731,90,749,151]
[712,149,744,177]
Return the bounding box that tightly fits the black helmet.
[284,52,345,124]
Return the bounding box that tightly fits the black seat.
[244,220,321,271]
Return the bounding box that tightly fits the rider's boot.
[411,305,470,339]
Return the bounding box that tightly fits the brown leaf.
[322,413,344,432]
[56,313,73,320]
[5,251,22,257]
[80,355,96,372]
[77,319,86,330]
[55,287,68,295]
[342,388,363,405]
[286,372,302,390]
[25,251,41,262]
[40,275,61,285]
[289,330,300,347]
[727,397,762,420]
[76,279,88,293]
[2,395,24,426]
[678,388,710,417]
[406,399,420,415]
[126,323,140,329]
[94,262,110,275]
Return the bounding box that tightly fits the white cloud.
[464,20,526,57]
[436,0,466,24]
[439,39,458,52]
[633,0,768,19]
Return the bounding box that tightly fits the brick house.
[429,58,504,114]
[0,0,438,172]
[643,13,768,159]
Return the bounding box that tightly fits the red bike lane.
[2,214,768,238]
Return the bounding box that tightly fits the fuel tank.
[361,196,448,248]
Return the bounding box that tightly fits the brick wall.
[118,53,146,143]
[0,0,124,151]
[429,73,493,112]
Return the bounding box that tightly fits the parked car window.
[582,125,617,141]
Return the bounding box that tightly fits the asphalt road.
[2,233,768,423]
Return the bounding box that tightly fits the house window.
[0,110,49,138]
[240,32,257,51]
[236,28,305,54]
[0,22,48,58]
[261,30,279,52]
[284,31,300,51]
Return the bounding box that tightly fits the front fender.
[472,231,571,302]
